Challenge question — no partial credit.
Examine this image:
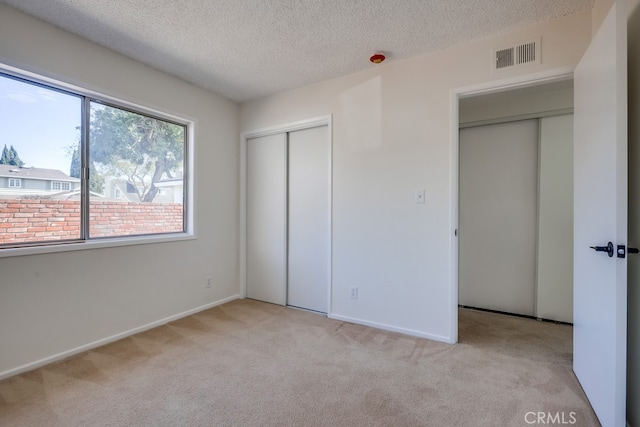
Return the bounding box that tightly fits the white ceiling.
[1,0,594,103]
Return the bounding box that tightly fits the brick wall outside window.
[0,199,183,244]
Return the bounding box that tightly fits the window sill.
[0,233,196,258]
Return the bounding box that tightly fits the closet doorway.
[458,81,574,323]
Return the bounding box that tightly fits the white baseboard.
[327,313,454,344]
[0,294,241,380]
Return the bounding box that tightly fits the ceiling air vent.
[495,47,515,69]
[516,41,536,65]
[492,38,540,72]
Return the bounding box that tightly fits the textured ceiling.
[0,0,594,103]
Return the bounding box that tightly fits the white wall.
[241,11,592,341]
[0,4,240,377]
[627,0,640,422]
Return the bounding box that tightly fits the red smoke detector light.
[369,53,386,64]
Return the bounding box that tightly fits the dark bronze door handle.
[590,242,614,257]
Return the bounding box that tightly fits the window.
[0,70,190,249]
[89,102,185,238]
[52,181,71,191]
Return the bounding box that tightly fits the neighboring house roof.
[0,165,80,182]
[109,178,179,204]
[56,189,105,201]
[153,178,183,188]
[110,179,138,202]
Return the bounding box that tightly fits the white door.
[246,133,287,305]
[573,2,627,426]
[288,125,330,313]
[459,120,539,316]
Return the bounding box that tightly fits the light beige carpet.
[0,299,599,426]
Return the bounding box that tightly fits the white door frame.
[240,115,333,313]
[449,67,574,343]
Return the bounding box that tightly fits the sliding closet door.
[246,134,287,305]
[287,126,330,313]
[536,114,573,323]
[459,120,539,316]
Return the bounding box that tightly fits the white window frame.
[52,181,71,191]
[8,178,21,188]
[0,65,196,258]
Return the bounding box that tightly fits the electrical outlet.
[206,277,212,288]
[350,287,358,300]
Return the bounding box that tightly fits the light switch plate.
[415,189,426,204]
